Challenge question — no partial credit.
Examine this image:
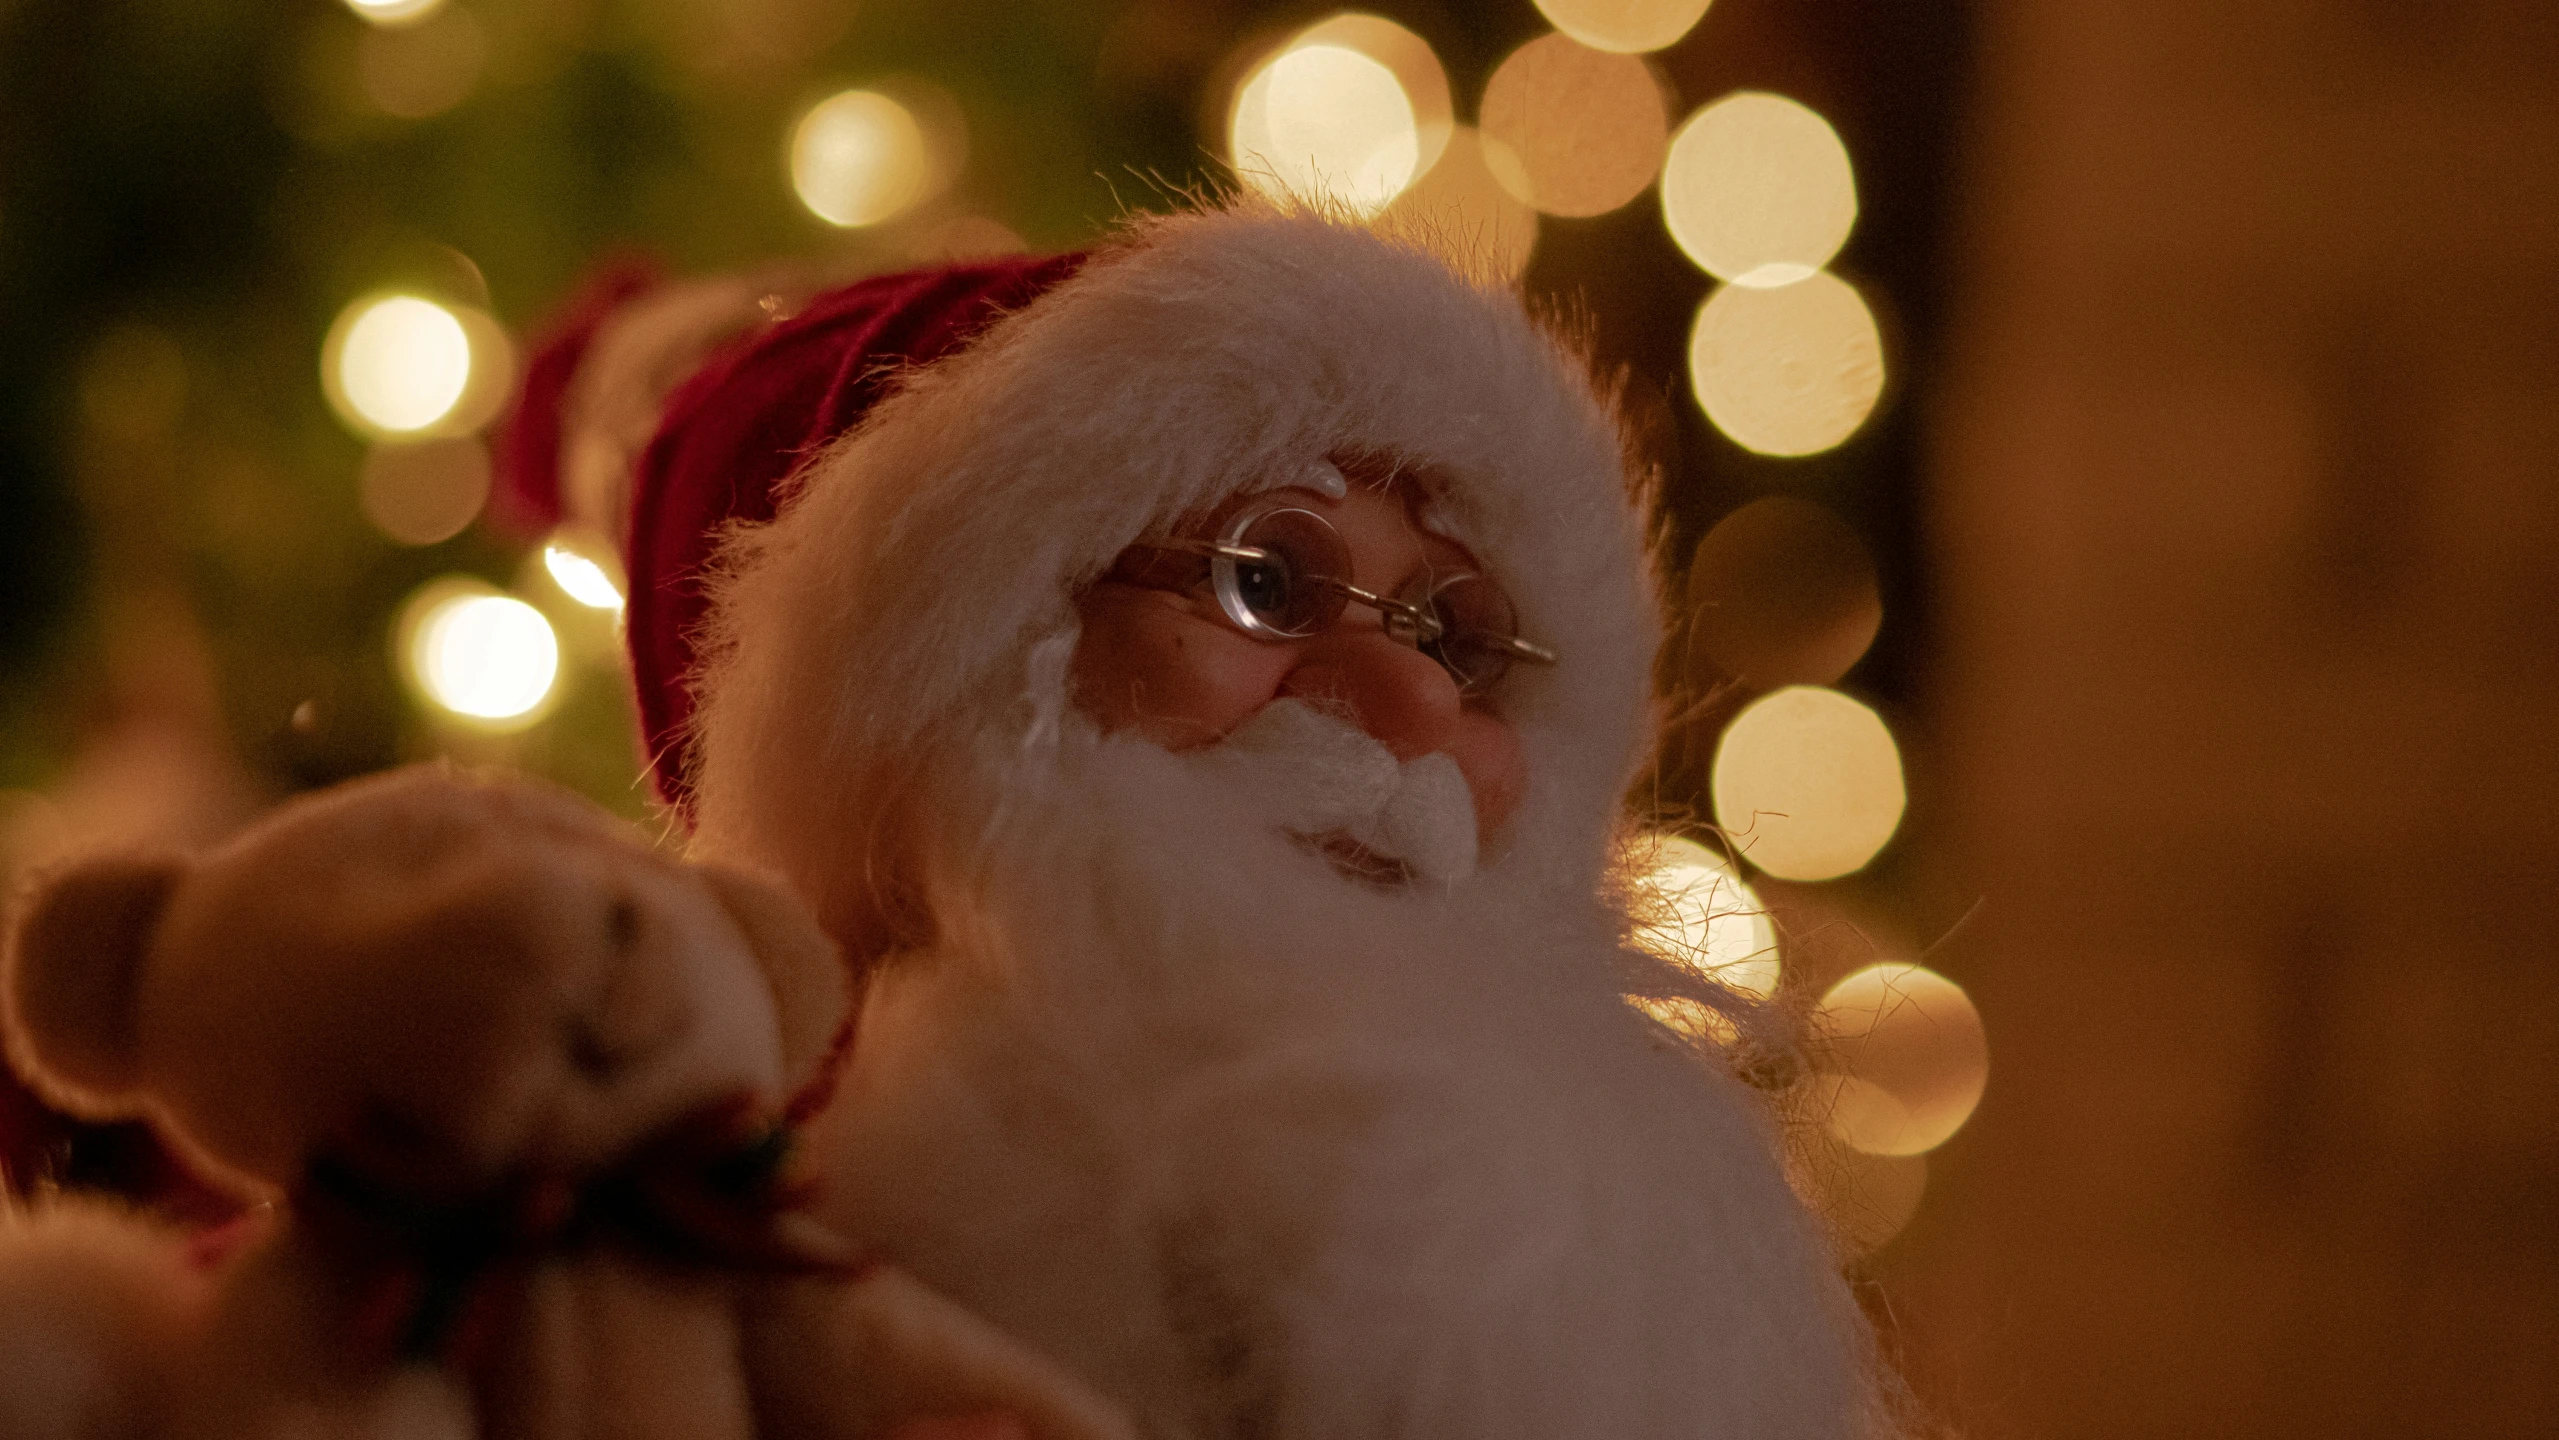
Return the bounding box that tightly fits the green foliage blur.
[0,0,1309,820]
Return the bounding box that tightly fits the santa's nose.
[1278,630,1462,762]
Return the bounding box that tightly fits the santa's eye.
[1230,553,1293,625]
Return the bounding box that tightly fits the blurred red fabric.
[618,254,1085,813]
[488,256,665,541]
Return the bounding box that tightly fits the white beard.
[1183,699,1479,887]
[799,717,1878,1440]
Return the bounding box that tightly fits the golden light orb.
[790,89,932,228]
[1687,271,1884,457]
[1534,0,1714,54]
[356,4,486,120]
[1684,496,1881,689]
[1478,32,1669,219]
[1627,833,1781,999]
[1791,1144,1927,1260]
[1229,43,1420,216]
[324,295,473,437]
[542,537,626,612]
[1815,964,1988,1156]
[1711,685,1905,881]
[1662,91,1857,287]
[343,0,445,26]
[360,437,489,547]
[1377,125,1539,282]
[402,583,560,728]
[1287,13,1454,178]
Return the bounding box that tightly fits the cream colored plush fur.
[685,205,1890,1438]
[0,768,1135,1440]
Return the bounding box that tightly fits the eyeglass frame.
[1118,493,1558,691]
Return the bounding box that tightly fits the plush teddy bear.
[0,766,1134,1440]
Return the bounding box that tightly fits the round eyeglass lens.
[1415,571,1520,692]
[1217,505,1351,637]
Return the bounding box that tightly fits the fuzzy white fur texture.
[1190,698,1478,885]
[685,205,1888,1437]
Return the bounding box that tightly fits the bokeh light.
[1628,833,1781,999]
[791,89,932,228]
[324,295,472,436]
[1478,32,1670,219]
[1229,43,1419,215]
[543,536,625,611]
[1662,92,1857,287]
[442,307,517,435]
[1711,685,1906,881]
[1792,1144,1928,1260]
[1286,14,1454,178]
[1685,496,1881,688]
[343,0,445,26]
[1377,125,1539,281]
[1815,964,1988,1156]
[356,5,485,120]
[401,582,560,727]
[1533,0,1715,54]
[360,437,488,546]
[1688,270,1885,456]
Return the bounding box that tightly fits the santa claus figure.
[492,201,1898,1439]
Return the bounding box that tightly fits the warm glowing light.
[1791,1144,1927,1260]
[325,295,472,436]
[1815,964,1988,1156]
[543,538,625,611]
[1377,126,1539,282]
[1688,271,1884,456]
[361,438,489,546]
[1534,0,1713,53]
[356,5,487,120]
[404,585,559,726]
[1684,496,1881,688]
[1628,834,1780,999]
[1478,33,1669,219]
[1287,14,1454,178]
[344,0,445,25]
[444,308,517,434]
[1711,685,1905,881]
[1662,92,1856,287]
[791,90,932,228]
[1230,43,1419,215]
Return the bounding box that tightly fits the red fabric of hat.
[490,256,664,540]
[622,253,1086,813]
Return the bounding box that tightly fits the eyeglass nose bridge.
[1323,575,1445,649]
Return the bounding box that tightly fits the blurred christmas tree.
[0,0,1254,845]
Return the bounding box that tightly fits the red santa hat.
[501,251,1087,812]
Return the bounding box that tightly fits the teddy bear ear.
[2,855,183,1118]
[695,862,848,1087]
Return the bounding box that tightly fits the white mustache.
[1187,699,1479,884]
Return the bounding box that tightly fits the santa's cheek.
[1445,711,1527,842]
[1070,587,1290,750]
